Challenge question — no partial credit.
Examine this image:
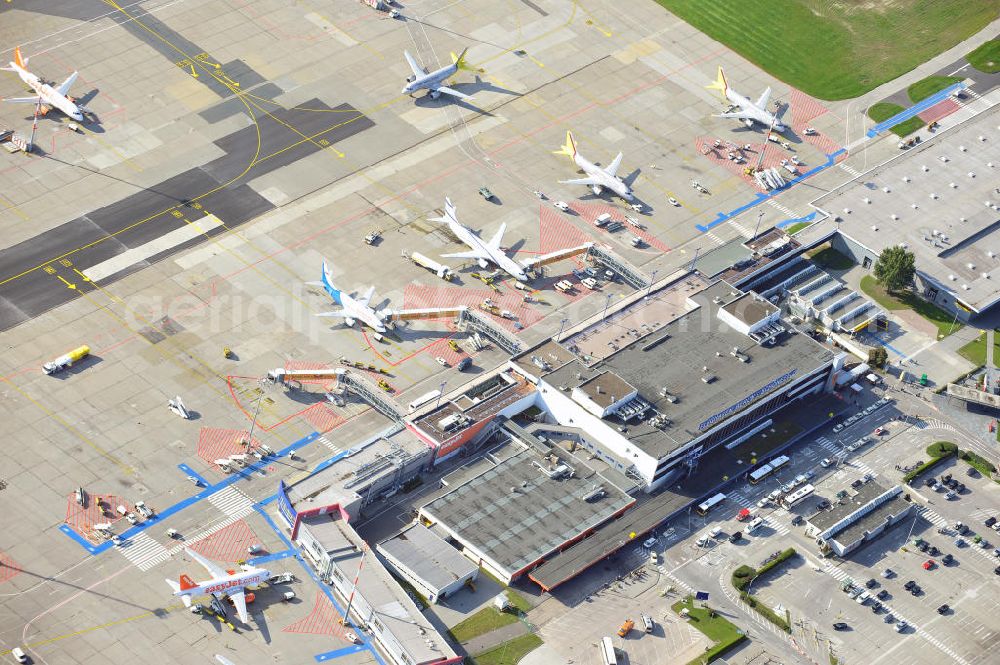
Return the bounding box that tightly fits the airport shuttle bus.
[780,483,815,509]
[748,454,790,485]
[695,492,727,516]
[600,636,617,665]
[407,390,442,413]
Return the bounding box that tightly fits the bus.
[748,455,790,485]
[780,483,815,509]
[599,636,617,665]
[407,390,441,413]
[696,493,727,516]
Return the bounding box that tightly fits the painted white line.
[84,214,224,282]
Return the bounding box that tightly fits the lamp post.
[645,270,659,298]
[435,380,447,408]
[603,293,613,321]
[752,209,765,245]
[557,317,570,342]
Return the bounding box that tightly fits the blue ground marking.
[776,211,819,229]
[177,463,208,486]
[868,333,906,358]
[307,449,351,478]
[696,149,846,233]
[314,645,366,662]
[60,431,322,552]
[253,505,386,665]
[866,83,965,137]
[248,549,297,565]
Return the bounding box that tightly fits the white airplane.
[401,48,473,100]
[310,260,387,333]
[553,131,635,201]
[430,197,529,282]
[1,47,85,122]
[707,66,786,133]
[166,547,270,624]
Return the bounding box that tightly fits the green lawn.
[450,607,519,643]
[807,245,854,271]
[651,0,997,100]
[908,75,963,103]
[859,275,962,338]
[672,596,747,665]
[867,102,925,137]
[785,222,811,236]
[505,589,533,614]
[471,634,543,665]
[967,39,1000,73]
[957,331,1000,367]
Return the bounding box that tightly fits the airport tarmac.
[0,0,883,662]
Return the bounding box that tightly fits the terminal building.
[804,481,914,557]
[377,524,479,604]
[510,277,843,492]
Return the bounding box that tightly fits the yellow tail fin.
[552,131,577,158]
[706,66,728,97]
[13,46,25,69]
[451,48,471,71]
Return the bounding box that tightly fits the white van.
[746,517,765,534]
[641,614,654,633]
[11,647,27,663]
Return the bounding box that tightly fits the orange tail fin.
[179,574,197,591]
[13,47,25,69]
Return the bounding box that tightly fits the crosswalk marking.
[208,486,255,519]
[918,418,957,433]
[918,506,948,528]
[728,491,753,509]
[317,435,339,453]
[728,219,754,238]
[116,532,171,572]
[705,231,725,245]
[765,516,789,536]
[839,162,864,178]
[766,199,798,218]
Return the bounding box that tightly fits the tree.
[868,346,888,368]
[873,246,916,293]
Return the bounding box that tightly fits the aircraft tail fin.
[13,47,27,69]
[451,48,471,71]
[552,131,577,158]
[320,260,343,305]
[179,574,198,591]
[428,197,458,224]
[707,66,728,96]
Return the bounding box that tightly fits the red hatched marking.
[424,337,466,366]
[283,591,348,637]
[64,493,130,541]
[197,427,261,472]
[789,89,829,127]
[302,403,346,433]
[402,283,544,334]
[919,99,961,124]
[801,130,843,157]
[568,201,670,252]
[0,551,21,584]
[538,205,592,255]
[189,519,259,563]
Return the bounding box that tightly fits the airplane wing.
[559,177,601,186]
[229,588,250,624]
[317,310,350,318]
[404,51,425,77]
[433,85,473,100]
[56,71,78,97]
[604,152,624,178]
[715,110,752,119]
[487,222,506,250]
[441,250,484,260]
[3,96,41,104]
[186,547,228,579]
[755,86,772,110]
[359,286,376,307]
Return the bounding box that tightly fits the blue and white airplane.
[402,48,473,100]
[430,197,529,282]
[310,261,387,333]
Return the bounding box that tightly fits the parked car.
[925,477,937,488]
[832,423,844,433]
[884,613,895,623]
[877,589,890,601]
[903,580,915,590]
[729,531,742,543]
[985,516,997,528]
[820,458,834,468]
[872,601,883,613]
[817,499,831,510]
[922,559,935,570]
[929,546,940,557]
[865,578,878,589]
[896,620,907,632]
[994,565,1000,576]
[937,604,950,615]
[791,515,804,526]
[881,568,895,578]
[942,553,954,565]
[833,622,849,631]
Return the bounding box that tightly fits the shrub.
[731,565,755,591]
[926,441,958,458]
[961,450,997,477]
